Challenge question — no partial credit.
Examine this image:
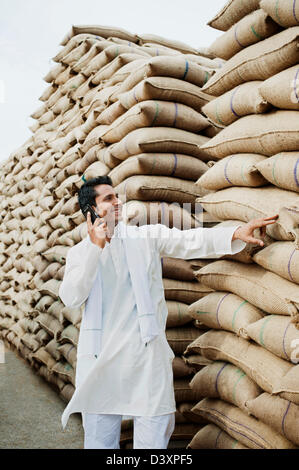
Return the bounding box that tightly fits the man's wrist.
[232,226,242,241]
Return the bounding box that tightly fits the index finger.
[86,211,92,229]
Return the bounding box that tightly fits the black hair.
[77,175,113,213]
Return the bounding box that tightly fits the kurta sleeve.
[59,236,104,308]
[146,223,247,260]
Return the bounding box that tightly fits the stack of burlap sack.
[181,0,299,449]
[0,25,226,447]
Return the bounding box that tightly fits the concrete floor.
[0,345,84,449]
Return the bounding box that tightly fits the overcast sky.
[0,0,224,164]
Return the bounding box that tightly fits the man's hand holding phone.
[87,210,107,249]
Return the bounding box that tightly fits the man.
[59,175,279,449]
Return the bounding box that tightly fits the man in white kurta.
[59,176,278,449]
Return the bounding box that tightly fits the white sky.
[0,0,224,164]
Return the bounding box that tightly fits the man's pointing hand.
[232,214,279,247]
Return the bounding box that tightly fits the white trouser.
[82,412,175,449]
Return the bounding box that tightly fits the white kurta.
[59,222,246,429]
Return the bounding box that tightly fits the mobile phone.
[83,204,101,224]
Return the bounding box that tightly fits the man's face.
[92,184,123,226]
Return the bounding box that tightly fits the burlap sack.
[253,241,299,284]
[82,160,110,179]
[59,26,139,46]
[163,278,213,304]
[202,81,271,128]
[260,0,299,27]
[188,291,264,338]
[196,329,293,394]
[259,65,299,111]
[58,324,79,346]
[162,257,197,282]
[96,101,127,125]
[173,356,195,378]
[190,361,261,412]
[82,45,149,77]
[113,56,214,97]
[246,315,299,362]
[58,343,77,369]
[38,279,61,299]
[91,53,149,85]
[109,153,208,187]
[254,152,299,192]
[35,313,64,339]
[201,110,299,158]
[47,300,65,323]
[196,153,267,190]
[106,127,210,161]
[137,33,197,54]
[166,326,202,355]
[178,402,208,424]
[166,300,193,328]
[102,100,209,144]
[183,353,213,369]
[192,398,296,449]
[42,245,69,264]
[202,27,299,96]
[188,423,248,449]
[122,200,200,229]
[247,393,299,446]
[52,361,75,386]
[60,383,75,403]
[273,365,299,404]
[104,58,149,87]
[31,347,56,369]
[209,9,280,60]
[115,175,205,206]
[60,41,93,67]
[45,338,62,361]
[61,305,82,326]
[40,263,62,282]
[197,186,299,244]
[116,77,213,112]
[196,259,299,324]
[174,378,203,403]
[207,0,261,31]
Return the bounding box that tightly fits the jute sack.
[200,110,299,158]
[196,260,299,323]
[137,33,198,54]
[202,27,299,96]
[116,77,213,112]
[196,153,267,190]
[111,56,214,96]
[162,258,197,282]
[82,160,110,179]
[253,241,299,284]
[191,398,296,449]
[188,291,264,338]
[196,330,293,394]
[58,343,77,368]
[254,152,299,192]
[208,9,280,60]
[96,101,127,125]
[188,423,248,449]
[109,154,208,187]
[173,356,195,378]
[245,315,299,362]
[45,338,62,361]
[183,353,213,370]
[166,327,202,355]
[42,245,69,264]
[60,384,75,403]
[207,0,261,31]
[247,393,299,446]
[190,361,261,412]
[197,187,299,243]
[115,175,205,206]
[202,82,270,128]
[260,0,299,27]
[106,127,211,161]
[81,45,149,77]
[52,361,75,386]
[61,305,82,326]
[101,100,209,144]
[59,26,139,46]
[163,278,213,304]
[259,65,299,110]
[272,366,299,405]
[122,200,200,229]
[58,324,79,346]
[35,313,64,339]
[178,402,209,424]
[166,300,193,328]
[31,347,56,369]
[103,58,149,87]
[174,378,203,403]
[91,53,150,85]
[38,279,61,299]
